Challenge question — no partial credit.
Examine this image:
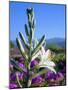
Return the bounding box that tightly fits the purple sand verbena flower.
[45,70,64,86]
[10,73,16,81]
[19,63,27,73]
[10,61,27,82]
[19,63,25,68]
[30,59,39,68]
[19,57,25,63]
[32,76,43,84]
[9,83,17,89]
[10,64,13,70]
[55,72,64,81]
[45,71,56,81]
[16,72,24,80]
[10,71,25,81]
[61,68,66,76]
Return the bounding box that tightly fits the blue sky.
[10,1,66,40]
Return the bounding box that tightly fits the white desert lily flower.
[39,48,56,73]
[32,46,56,73]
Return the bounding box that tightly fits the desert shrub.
[47,44,65,53]
[52,53,65,63]
[10,41,15,48]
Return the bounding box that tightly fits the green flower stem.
[31,69,48,79]
[16,73,22,88]
[27,77,32,87]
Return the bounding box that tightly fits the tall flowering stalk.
[10,8,56,88]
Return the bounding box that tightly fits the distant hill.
[46,38,65,48]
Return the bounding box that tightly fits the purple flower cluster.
[30,59,39,68]
[45,71,64,82]
[9,83,17,89]
[9,57,66,88]
[32,76,43,84]
[9,57,26,88]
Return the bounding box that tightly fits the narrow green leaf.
[32,69,48,79]
[33,39,38,49]
[10,59,24,72]
[16,38,28,60]
[31,8,34,19]
[32,19,35,29]
[27,20,32,30]
[19,32,29,50]
[30,28,33,40]
[16,72,22,88]
[25,24,29,37]
[32,35,45,57]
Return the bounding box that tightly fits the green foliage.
[47,44,65,53]
[52,53,65,63]
[47,44,65,64]
[52,53,66,73]
[10,41,14,48]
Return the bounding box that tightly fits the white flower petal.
[39,65,56,74]
[31,51,41,61]
[45,49,51,60]
[43,60,55,67]
[41,46,46,55]
[45,66,56,74]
